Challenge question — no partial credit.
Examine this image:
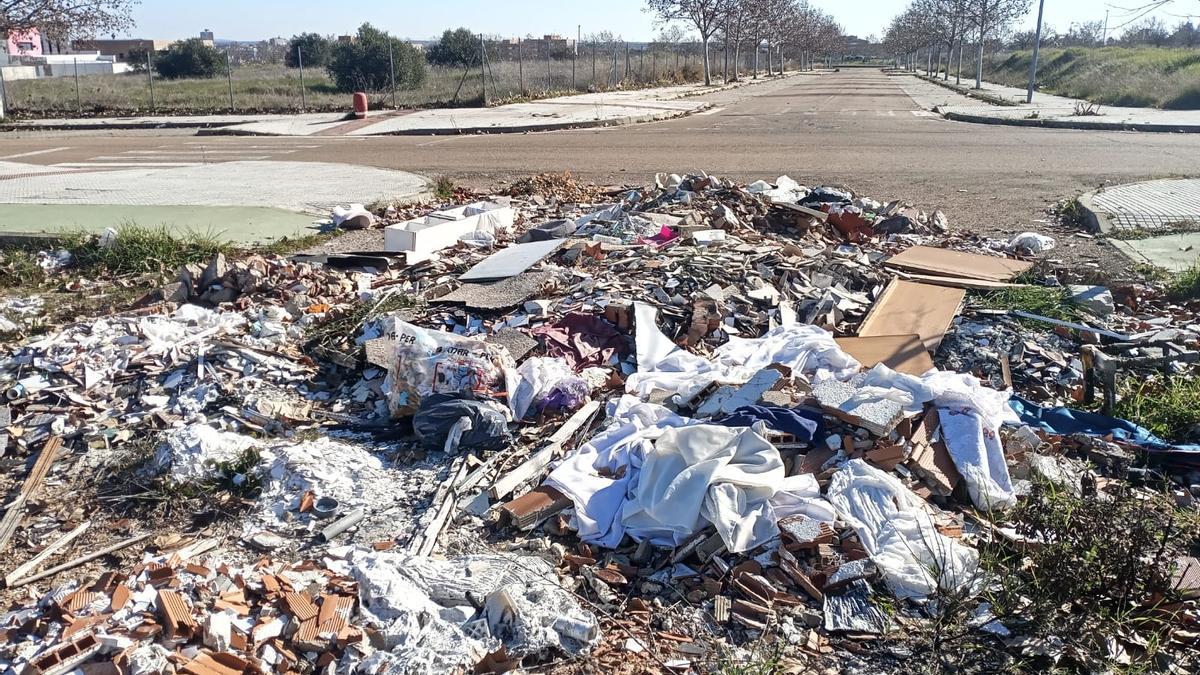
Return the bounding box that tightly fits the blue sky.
[126,0,1196,43]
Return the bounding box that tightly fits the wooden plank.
[0,436,63,553]
[4,520,90,587]
[858,280,965,353]
[885,246,1032,282]
[8,533,152,587]
[836,335,935,376]
[895,271,1030,290]
[488,400,602,501]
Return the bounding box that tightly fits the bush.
[326,23,425,93]
[427,28,480,67]
[154,38,224,80]
[285,33,332,69]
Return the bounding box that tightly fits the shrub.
[326,23,426,93]
[153,38,224,80]
[285,33,332,69]
[427,27,481,68]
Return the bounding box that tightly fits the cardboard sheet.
[857,280,965,352]
[836,335,935,376]
[885,246,1032,282]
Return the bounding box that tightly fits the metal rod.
[1026,0,1047,104]
[479,33,487,104]
[389,44,397,109]
[546,43,551,91]
[297,47,306,110]
[147,50,155,111]
[73,58,81,114]
[518,37,524,92]
[226,52,234,111]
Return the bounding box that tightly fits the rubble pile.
[2,172,1200,674]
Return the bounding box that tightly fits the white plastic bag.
[385,320,518,417]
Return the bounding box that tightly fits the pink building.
[3,28,44,56]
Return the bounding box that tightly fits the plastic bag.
[413,393,512,453]
[511,357,574,419]
[385,320,518,418]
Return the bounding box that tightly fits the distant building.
[268,37,288,47]
[200,29,215,42]
[489,34,576,59]
[73,33,215,61]
[2,28,44,57]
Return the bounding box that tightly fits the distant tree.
[126,45,149,71]
[427,27,480,67]
[966,0,1033,88]
[326,23,426,93]
[1061,21,1104,47]
[0,0,135,40]
[1121,17,1172,46]
[286,33,332,68]
[153,38,223,80]
[646,0,733,85]
[1171,20,1199,48]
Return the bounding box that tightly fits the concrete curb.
[913,73,1016,106]
[938,110,1200,134]
[0,119,258,131]
[1076,190,1107,234]
[197,104,713,137]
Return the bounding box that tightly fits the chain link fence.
[0,35,768,118]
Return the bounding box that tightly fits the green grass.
[973,285,1083,321]
[1167,259,1200,300]
[432,175,456,202]
[1114,375,1200,441]
[4,49,708,118]
[63,224,232,276]
[980,47,1200,110]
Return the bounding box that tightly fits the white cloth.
[546,395,801,553]
[627,303,861,402]
[769,473,838,524]
[827,459,979,601]
[853,365,1019,510]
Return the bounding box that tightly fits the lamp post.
[1026,0,1046,104]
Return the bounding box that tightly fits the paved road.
[4,69,1199,264]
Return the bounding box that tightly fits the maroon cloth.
[533,313,628,371]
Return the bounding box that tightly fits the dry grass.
[983,47,1200,109]
[4,49,710,118]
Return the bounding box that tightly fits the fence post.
[0,68,7,118]
[572,46,577,90]
[297,47,307,110]
[146,51,155,112]
[518,38,524,92]
[73,58,81,114]
[479,33,487,104]
[592,43,596,84]
[389,44,397,109]
[226,52,234,110]
[546,44,551,91]
[624,42,630,80]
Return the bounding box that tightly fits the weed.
[433,175,456,202]
[1113,375,1200,442]
[65,225,231,276]
[1073,100,1102,116]
[0,248,48,288]
[712,641,787,675]
[304,291,417,353]
[1051,198,1089,230]
[1130,262,1172,282]
[1166,259,1200,300]
[256,231,341,256]
[974,285,1082,322]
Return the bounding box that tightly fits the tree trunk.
[702,35,711,85]
[753,42,759,78]
[975,15,987,89]
[956,41,963,84]
[732,45,741,81]
[766,40,773,75]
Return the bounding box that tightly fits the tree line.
[646,0,845,85]
[884,0,1200,90]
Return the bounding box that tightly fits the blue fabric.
[717,405,824,443]
[1008,396,1200,466]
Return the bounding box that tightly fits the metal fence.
[0,36,797,117]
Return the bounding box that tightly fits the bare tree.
[966,0,1032,89]
[722,0,752,81]
[646,0,732,85]
[0,0,137,40]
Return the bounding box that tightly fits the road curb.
[1076,190,1107,234]
[197,104,713,137]
[913,73,1015,106]
[938,110,1200,134]
[0,119,257,131]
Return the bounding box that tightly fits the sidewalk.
[1078,178,1200,272]
[901,70,1200,133]
[4,75,805,137]
[0,161,430,244]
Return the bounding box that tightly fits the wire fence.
[0,38,794,118]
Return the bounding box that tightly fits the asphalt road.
[5,69,1200,266]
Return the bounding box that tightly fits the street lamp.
[1026,0,1046,104]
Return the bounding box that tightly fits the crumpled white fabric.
[746,175,808,203]
[1007,231,1055,254]
[627,303,861,402]
[852,365,1019,510]
[547,395,809,553]
[511,357,575,419]
[827,459,979,601]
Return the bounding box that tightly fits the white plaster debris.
[349,549,599,673]
[151,424,261,482]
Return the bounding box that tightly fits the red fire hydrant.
[353,92,368,119]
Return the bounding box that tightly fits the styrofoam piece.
[384,201,515,255]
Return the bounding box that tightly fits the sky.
[123,0,1197,43]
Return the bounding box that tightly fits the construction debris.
[1,171,1199,675]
